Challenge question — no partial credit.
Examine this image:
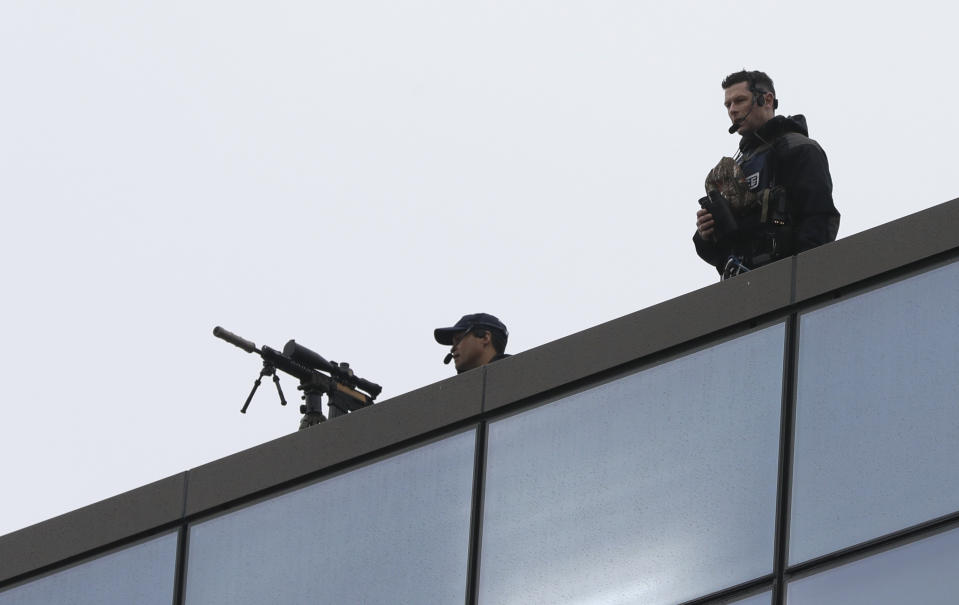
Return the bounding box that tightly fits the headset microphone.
[728,92,764,134]
[444,353,453,365]
[728,106,752,134]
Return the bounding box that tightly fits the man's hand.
[696,207,716,241]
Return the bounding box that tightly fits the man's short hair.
[488,329,507,356]
[722,69,776,100]
[458,326,507,356]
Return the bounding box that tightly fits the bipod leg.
[241,363,277,414]
[272,373,287,406]
[241,377,262,414]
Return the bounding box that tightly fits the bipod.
[240,362,288,414]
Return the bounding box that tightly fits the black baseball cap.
[434,313,509,345]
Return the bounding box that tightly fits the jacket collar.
[740,114,808,152]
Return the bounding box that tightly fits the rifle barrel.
[213,326,258,354]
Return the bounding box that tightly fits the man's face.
[450,330,488,373]
[724,81,771,135]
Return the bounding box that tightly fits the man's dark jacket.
[694,114,840,273]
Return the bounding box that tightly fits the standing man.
[694,70,840,278]
[434,313,510,374]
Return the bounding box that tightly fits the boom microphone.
[444,353,453,365]
[728,107,753,134]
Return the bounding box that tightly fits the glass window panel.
[787,526,959,604]
[0,532,177,605]
[791,260,959,564]
[184,430,475,605]
[480,324,784,605]
[731,592,772,605]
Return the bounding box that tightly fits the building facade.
[3,199,959,604]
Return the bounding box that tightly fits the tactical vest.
[705,145,793,266]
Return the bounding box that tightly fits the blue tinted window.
[185,430,475,605]
[0,532,177,605]
[480,325,784,604]
[791,260,959,563]
[733,592,772,605]
[787,527,959,604]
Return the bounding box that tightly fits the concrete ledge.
[0,473,187,585]
[484,258,793,411]
[184,370,483,516]
[795,198,959,302]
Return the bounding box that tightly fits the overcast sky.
[2,1,957,537]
